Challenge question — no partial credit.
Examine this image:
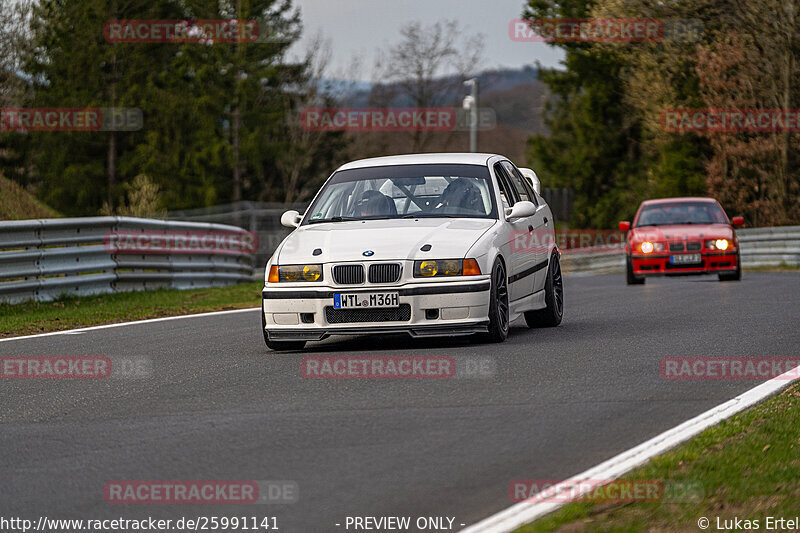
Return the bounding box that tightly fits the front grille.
[368,263,401,283]
[325,304,411,324]
[333,264,365,284]
[687,242,701,251]
[669,242,685,252]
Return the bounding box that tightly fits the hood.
[631,223,733,242]
[277,218,495,264]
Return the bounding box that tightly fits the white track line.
[0,307,260,343]
[461,367,800,532]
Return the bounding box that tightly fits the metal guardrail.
[164,201,301,273]
[0,217,255,304]
[736,226,800,267]
[560,226,800,275]
[2,216,793,304]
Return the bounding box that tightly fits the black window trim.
[493,163,519,207]
[509,162,539,206]
[502,160,538,206]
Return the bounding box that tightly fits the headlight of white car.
[268,264,323,283]
[413,259,482,277]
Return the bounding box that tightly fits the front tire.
[524,252,563,328]
[481,258,510,343]
[718,254,742,281]
[626,256,645,285]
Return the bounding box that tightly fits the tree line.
[3,0,796,227]
[524,0,800,227]
[0,0,346,216]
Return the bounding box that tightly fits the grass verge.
[0,173,60,220]
[0,281,263,337]
[515,381,800,532]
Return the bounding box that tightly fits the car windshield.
[636,202,729,227]
[303,164,496,224]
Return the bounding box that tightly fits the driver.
[438,178,482,212]
[355,190,395,217]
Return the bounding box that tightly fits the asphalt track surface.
[1,273,799,532]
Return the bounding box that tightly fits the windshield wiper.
[401,214,461,218]
[307,216,360,224]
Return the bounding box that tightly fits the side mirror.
[505,201,537,220]
[280,210,303,228]
[732,216,744,227]
[519,168,541,194]
[619,221,631,231]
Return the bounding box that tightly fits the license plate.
[670,253,701,265]
[333,292,399,309]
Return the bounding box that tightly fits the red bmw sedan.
[619,197,744,285]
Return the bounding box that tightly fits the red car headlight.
[638,241,665,254]
[706,239,731,251]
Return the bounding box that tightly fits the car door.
[502,161,549,294]
[493,162,535,302]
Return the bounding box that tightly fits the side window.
[502,161,535,205]
[515,166,540,206]
[493,163,518,208]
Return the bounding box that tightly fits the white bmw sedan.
[261,153,563,350]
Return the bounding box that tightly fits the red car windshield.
[636,202,728,227]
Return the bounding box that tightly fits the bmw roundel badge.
[363,250,374,257]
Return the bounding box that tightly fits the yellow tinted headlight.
[278,264,323,282]
[441,260,461,275]
[414,259,465,277]
[302,264,322,281]
[418,260,439,277]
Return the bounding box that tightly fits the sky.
[287,0,566,81]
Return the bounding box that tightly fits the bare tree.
[273,34,348,203]
[371,20,485,152]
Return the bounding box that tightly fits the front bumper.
[631,251,739,276]
[262,279,491,341]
